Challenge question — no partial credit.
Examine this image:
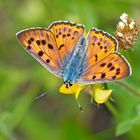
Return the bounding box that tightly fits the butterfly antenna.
[72,94,83,112]
[71,85,84,112]
[68,85,83,112]
[76,99,84,112]
[36,92,47,100]
[109,97,115,103]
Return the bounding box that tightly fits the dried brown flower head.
[114,13,139,50]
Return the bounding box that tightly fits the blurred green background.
[0,0,140,140]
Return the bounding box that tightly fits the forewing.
[86,28,117,69]
[78,53,131,84]
[17,28,63,77]
[48,21,85,64]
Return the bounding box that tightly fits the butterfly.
[16,21,131,88]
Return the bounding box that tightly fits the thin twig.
[114,81,140,97]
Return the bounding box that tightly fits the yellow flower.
[59,83,113,104]
[91,84,113,104]
[94,87,113,104]
[59,84,84,99]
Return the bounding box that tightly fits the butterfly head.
[64,80,73,88]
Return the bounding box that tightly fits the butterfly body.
[63,36,87,87]
[17,21,131,88]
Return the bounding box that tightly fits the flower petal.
[94,88,113,104]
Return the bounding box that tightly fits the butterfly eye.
[64,81,67,84]
[69,83,73,87]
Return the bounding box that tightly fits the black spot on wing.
[116,68,120,75]
[110,66,115,71]
[116,68,120,72]
[46,59,50,63]
[95,54,98,61]
[30,37,34,41]
[59,44,64,50]
[27,46,31,50]
[116,71,120,75]
[101,73,106,78]
[92,75,96,79]
[97,42,100,46]
[107,63,112,68]
[36,40,41,45]
[100,63,106,67]
[112,76,116,80]
[42,39,46,45]
[28,40,32,44]
[67,33,70,37]
[62,34,66,38]
[28,37,34,45]
[48,43,53,49]
[38,51,44,56]
[100,46,103,49]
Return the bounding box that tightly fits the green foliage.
[0,0,140,140]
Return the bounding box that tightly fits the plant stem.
[105,101,121,121]
[114,81,140,97]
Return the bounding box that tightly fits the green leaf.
[116,120,133,136]
[116,115,140,136]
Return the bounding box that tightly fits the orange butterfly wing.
[78,28,131,84]
[48,21,85,64]
[86,28,117,69]
[17,28,63,77]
